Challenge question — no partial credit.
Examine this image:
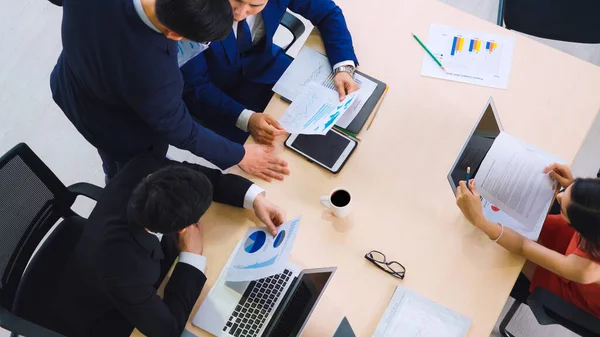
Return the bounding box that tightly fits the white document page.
[420,24,515,89]
[374,286,472,337]
[226,217,300,282]
[475,132,563,235]
[278,82,359,135]
[273,46,377,129]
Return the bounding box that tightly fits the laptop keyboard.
[223,269,293,337]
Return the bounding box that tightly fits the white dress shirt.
[149,184,265,273]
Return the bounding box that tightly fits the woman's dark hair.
[127,166,213,233]
[155,0,233,42]
[566,178,600,260]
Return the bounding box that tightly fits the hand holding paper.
[279,82,359,135]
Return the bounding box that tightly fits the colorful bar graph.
[469,39,474,52]
[475,40,481,52]
[489,42,497,53]
[486,41,490,50]
[457,37,464,52]
[451,36,458,56]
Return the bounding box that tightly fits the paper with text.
[374,286,471,337]
[279,82,358,135]
[273,47,376,128]
[474,132,564,239]
[226,217,300,282]
[420,24,515,89]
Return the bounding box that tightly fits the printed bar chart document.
[374,286,472,337]
[475,132,564,240]
[420,24,515,89]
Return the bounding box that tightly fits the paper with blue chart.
[226,217,300,282]
[279,82,359,135]
[273,46,377,128]
[176,40,210,67]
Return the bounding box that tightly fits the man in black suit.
[47,154,285,337]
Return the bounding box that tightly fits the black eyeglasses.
[364,250,406,279]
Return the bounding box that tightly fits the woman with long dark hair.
[456,163,600,317]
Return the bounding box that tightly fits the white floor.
[1,0,599,336]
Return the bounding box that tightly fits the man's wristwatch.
[334,65,356,78]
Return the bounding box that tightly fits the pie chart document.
[226,217,301,282]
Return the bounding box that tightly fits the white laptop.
[193,239,336,337]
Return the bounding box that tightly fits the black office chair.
[0,143,103,337]
[497,0,600,43]
[279,11,306,52]
[500,273,600,336]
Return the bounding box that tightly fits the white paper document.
[273,46,377,129]
[420,24,515,89]
[475,132,564,240]
[374,286,472,337]
[278,82,359,135]
[226,217,300,282]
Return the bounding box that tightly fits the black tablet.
[285,129,357,174]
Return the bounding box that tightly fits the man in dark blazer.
[47,154,285,337]
[51,0,289,183]
[179,0,359,145]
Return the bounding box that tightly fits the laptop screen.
[448,100,502,191]
[264,270,334,337]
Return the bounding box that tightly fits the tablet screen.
[291,131,350,168]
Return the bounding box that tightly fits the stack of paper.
[374,286,472,337]
[274,46,378,130]
[474,132,564,240]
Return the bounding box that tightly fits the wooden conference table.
[137,0,600,336]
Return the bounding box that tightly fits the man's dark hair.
[127,166,213,233]
[155,0,233,42]
[567,178,600,260]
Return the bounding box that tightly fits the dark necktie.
[237,19,253,54]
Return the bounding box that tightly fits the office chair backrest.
[503,0,600,43]
[12,214,86,332]
[0,143,76,311]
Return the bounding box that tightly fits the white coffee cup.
[320,188,352,218]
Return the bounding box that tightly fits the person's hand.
[544,163,574,189]
[456,180,486,228]
[238,144,290,182]
[177,222,204,255]
[253,194,286,236]
[248,113,287,146]
[333,72,360,101]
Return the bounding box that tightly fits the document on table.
[226,217,300,282]
[373,286,472,337]
[474,132,564,240]
[273,46,377,128]
[420,24,515,89]
[278,82,359,135]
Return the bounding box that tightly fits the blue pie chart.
[273,230,286,248]
[244,231,266,253]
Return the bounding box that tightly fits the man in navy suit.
[50,0,290,183]
[180,0,359,154]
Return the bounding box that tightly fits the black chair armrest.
[0,306,65,337]
[527,287,600,335]
[48,0,62,6]
[68,182,104,201]
[280,12,306,52]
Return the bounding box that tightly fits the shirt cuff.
[332,60,356,72]
[243,184,265,209]
[179,252,207,273]
[236,109,255,132]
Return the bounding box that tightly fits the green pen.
[412,32,446,71]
